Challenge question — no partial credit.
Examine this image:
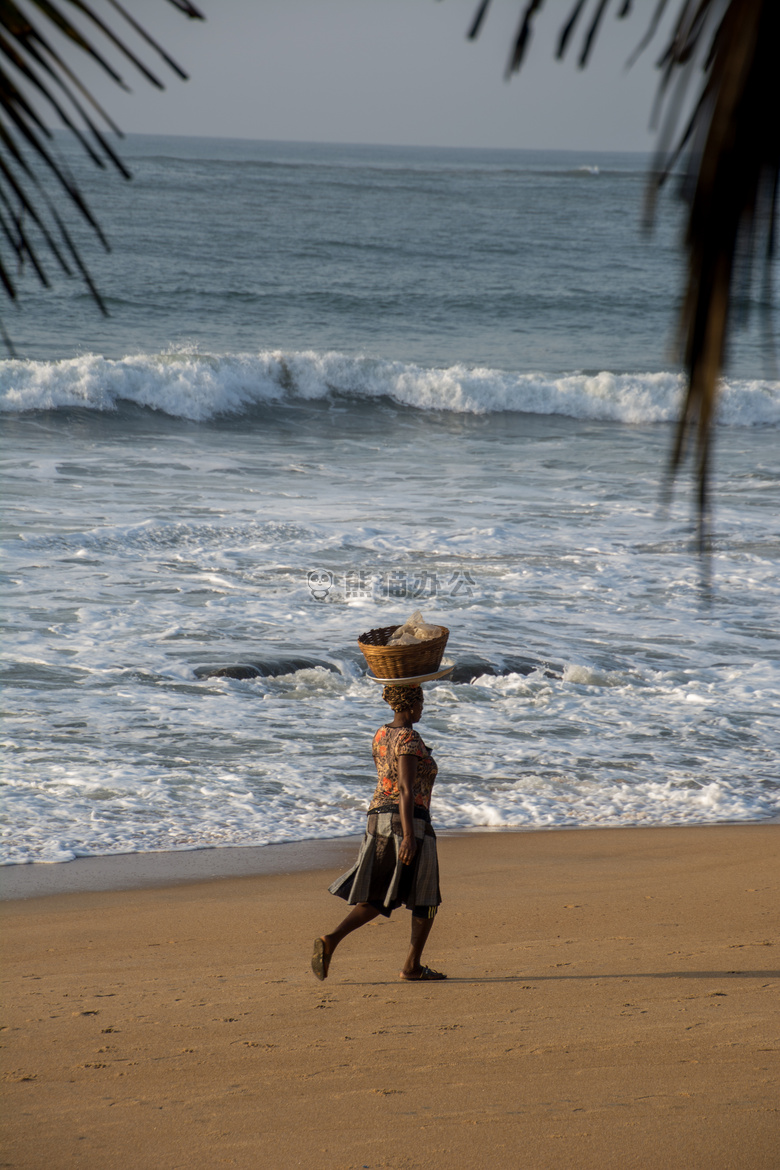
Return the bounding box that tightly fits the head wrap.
[381,684,423,713]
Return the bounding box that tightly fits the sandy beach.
[2,824,778,1169]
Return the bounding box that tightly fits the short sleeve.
[394,728,425,758]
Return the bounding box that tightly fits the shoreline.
[2,816,778,901]
[0,834,362,901]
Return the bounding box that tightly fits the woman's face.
[410,700,424,723]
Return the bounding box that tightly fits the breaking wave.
[2,349,778,425]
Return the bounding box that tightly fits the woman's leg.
[400,912,444,979]
[312,902,382,980]
[324,902,381,952]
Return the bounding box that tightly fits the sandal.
[311,937,331,981]
[399,965,447,982]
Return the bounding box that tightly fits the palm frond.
[0,0,204,338]
[468,0,779,548]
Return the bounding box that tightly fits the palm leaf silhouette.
[470,0,779,547]
[0,0,204,351]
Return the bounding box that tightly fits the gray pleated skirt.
[329,809,441,915]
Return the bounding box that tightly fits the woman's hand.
[399,834,417,866]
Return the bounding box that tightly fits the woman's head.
[382,684,423,720]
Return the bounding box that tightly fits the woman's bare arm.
[397,754,418,865]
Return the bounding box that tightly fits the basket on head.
[357,624,450,680]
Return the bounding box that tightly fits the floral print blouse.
[369,725,438,812]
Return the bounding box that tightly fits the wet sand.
[2,825,778,1169]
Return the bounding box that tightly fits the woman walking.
[311,683,445,982]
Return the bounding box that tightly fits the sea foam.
[2,350,778,425]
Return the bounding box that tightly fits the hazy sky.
[63,1,680,151]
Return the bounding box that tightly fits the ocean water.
[1,136,779,866]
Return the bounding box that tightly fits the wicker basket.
[357,624,450,680]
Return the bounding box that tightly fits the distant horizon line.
[49,126,653,156]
